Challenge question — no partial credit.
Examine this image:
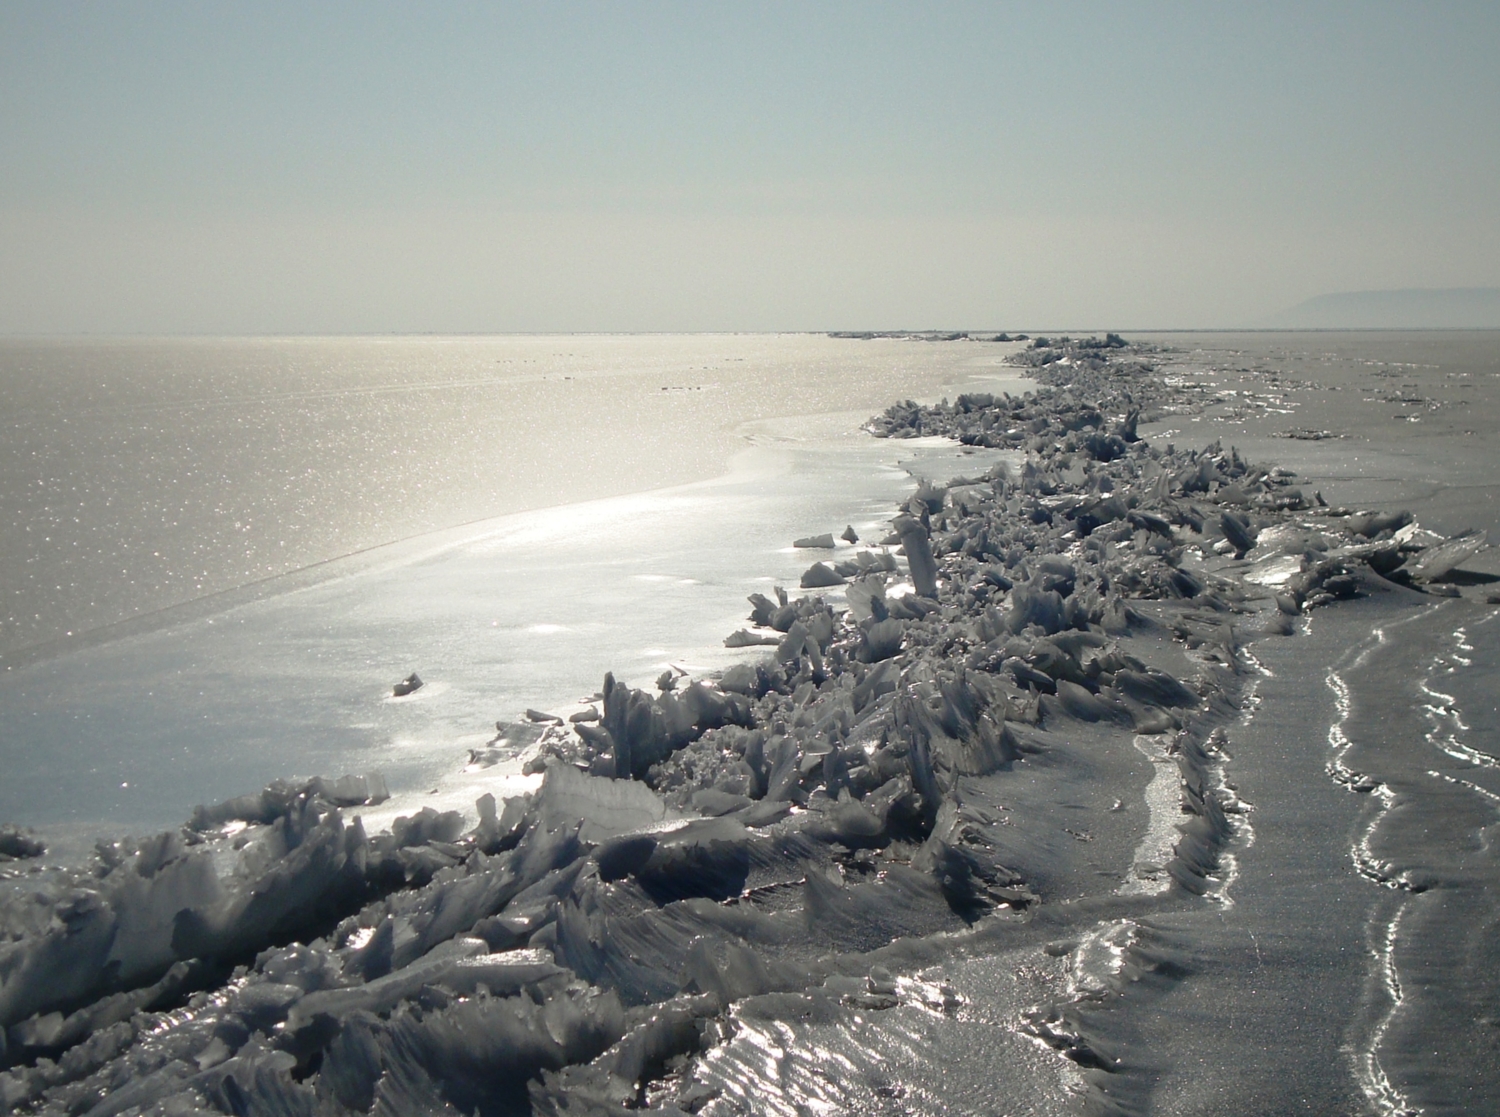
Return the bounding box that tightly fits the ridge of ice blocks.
[2,336,1487,1115]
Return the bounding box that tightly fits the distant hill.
[1261,287,1500,329]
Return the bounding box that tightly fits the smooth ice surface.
[0,334,1026,662]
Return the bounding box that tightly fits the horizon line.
[4,325,1500,341]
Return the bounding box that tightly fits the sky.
[1,2,1497,334]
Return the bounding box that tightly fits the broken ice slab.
[189,773,388,828]
[718,663,772,697]
[1219,510,1257,558]
[534,763,678,844]
[1342,509,1413,538]
[314,773,390,807]
[799,561,846,588]
[855,617,904,663]
[844,573,889,623]
[285,945,564,1038]
[1407,530,1488,582]
[0,824,45,859]
[724,629,780,647]
[893,513,939,597]
[793,533,836,548]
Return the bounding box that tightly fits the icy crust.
[1,338,1484,1116]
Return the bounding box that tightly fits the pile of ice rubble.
[1,338,1485,1116]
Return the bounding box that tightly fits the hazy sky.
[2,2,1497,333]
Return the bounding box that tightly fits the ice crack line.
[1326,627,1417,1115]
[1355,905,1419,1117]
[1417,625,1496,768]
